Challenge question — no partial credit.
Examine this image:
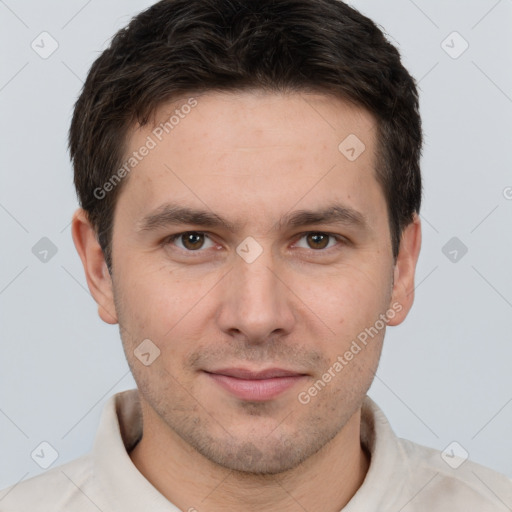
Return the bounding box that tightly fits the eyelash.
[162,231,348,256]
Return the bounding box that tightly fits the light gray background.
[1,0,511,491]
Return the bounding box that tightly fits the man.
[1,0,511,510]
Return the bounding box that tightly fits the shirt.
[1,388,511,511]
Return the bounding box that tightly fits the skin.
[72,90,421,512]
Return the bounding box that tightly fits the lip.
[208,367,306,380]
[204,367,308,401]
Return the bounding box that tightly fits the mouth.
[203,367,308,401]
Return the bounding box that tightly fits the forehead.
[117,90,384,232]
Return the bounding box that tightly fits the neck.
[129,403,370,512]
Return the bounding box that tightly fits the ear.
[387,213,422,326]
[71,208,118,325]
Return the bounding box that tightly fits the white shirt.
[1,388,511,511]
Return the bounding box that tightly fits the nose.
[216,247,296,344]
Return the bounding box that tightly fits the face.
[75,90,419,475]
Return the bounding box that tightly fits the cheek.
[295,262,392,332]
[114,268,181,336]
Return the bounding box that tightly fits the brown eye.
[181,232,205,250]
[306,232,330,250]
[294,232,344,252]
[166,231,215,252]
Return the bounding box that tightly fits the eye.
[163,230,346,256]
[294,232,345,251]
[165,231,215,252]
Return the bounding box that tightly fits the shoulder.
[0,454,105,512]
[357,397,512,511]
[396,437,512,511]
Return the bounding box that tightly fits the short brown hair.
[69,0,422,272]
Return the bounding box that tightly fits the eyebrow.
[136,202,369,234]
